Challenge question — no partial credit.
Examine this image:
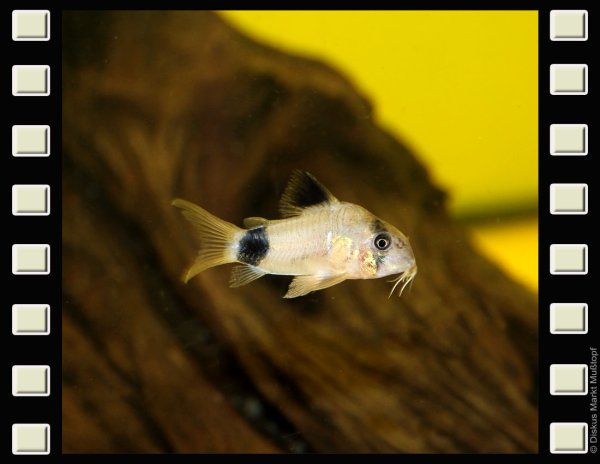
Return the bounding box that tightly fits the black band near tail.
[237,226,270,266]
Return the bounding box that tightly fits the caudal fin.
[172,199,241,283]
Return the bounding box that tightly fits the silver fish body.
[173,171,416,298]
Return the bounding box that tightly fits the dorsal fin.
[279,170,338,218]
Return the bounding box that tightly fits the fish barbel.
[173,171,417,298]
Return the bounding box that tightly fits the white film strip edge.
[548,9,590,456]
[11,8,53,456]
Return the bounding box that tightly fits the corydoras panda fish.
[172,171,417,298]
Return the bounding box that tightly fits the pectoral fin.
[283,274,347,299]
[229,265,267,288]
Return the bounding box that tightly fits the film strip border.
[541,8,595,456]
[3,6,595,457]
[9,8,59,455]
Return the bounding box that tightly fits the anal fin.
[229,265,267,288]
[283,274,347,298]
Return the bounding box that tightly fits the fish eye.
[374,233,391,251]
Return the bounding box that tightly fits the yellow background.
[220,11,538,292]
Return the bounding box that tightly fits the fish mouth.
[387,264,417,298]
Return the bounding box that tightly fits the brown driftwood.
[62,11,537,453]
